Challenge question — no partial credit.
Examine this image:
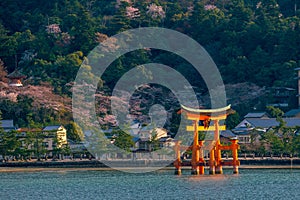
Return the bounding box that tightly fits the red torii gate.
[174,105,240,175]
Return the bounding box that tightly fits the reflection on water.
[0,169,299,199]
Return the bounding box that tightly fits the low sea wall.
[0,160,174,168]
[0,158,299,168]
[240,158,299,165]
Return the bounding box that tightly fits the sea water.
[0,169,299,200]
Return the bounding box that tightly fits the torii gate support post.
[215,140,223,174]
[214,120,223,174]
[231,138,239,174]
[191,120,200,175]
[209,147,215,175]
[174,141,182,175]
[199,140,205,175]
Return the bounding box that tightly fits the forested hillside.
[0,0,300,129]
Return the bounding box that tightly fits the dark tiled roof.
[234,131,251,135]
[132,137,140,143]
[6,70,26,78]
[232,126,253,132]
[1,120,14,128]
[43,125,64,131]
[245,118,300,128]
[139,137,149,142]
[220,130,236,139]
[284,109,300,117]
[246,118,278,128]
[244,112,268,118]
[285,118,300,127]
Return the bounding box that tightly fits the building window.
[238,136,251,143]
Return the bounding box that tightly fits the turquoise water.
[0,169,299,200]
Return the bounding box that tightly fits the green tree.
[52,134,66,160]
[226,111,240,129]
[266,106,284,118]
[292,133,300,156]
[26,114,47,161]
[261,114,297,157]
[0,111,20,161]
[66,121,84,142]
[85,127,110,160]
[0,23,18,71]
[261,129,284,156]
[113,129,134,152]
[0,130,20,161]
[0,59,8,82]
[18,131,35,161]
[148,128,160,152]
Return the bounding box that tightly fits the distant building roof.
[235,118,300,129]
[1,120,14,128]
[129,123,141,136]
[130,123,140,129]
[284,109,300,117]
[285,118,300,127]
[43,125,65,131]
[246,118,278,128]
[244,112,269,119]
[132,137,140,143]
[220,130,236,139]
[68,139,86,151]
[6,70,26,78]
[139,137,149,142]
[140,124,155,131]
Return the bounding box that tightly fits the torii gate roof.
[179,104,233,120]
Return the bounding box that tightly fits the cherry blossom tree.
[126,6,140,19]
[146,3,166,19]
[204,4,217,11]
[46,24,61,34]
[95,32,108,43]
[61,32,72,45]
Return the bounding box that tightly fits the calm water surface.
[0,169,299,200]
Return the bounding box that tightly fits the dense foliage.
[0,0,299,89]
[0,0,300,134]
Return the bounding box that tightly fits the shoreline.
[0,158,299,172]
[0,165,299,173]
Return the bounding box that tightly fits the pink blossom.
[55,32,72,47]
[61,32,72,45]
[187,6,194,12]
[204,4,217,11]
[46,24,61,34]
[100,37,120,52]
[95,32,108,43]
[126,6,140,19]
[102,115,118,126]
[146,3,165,19]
